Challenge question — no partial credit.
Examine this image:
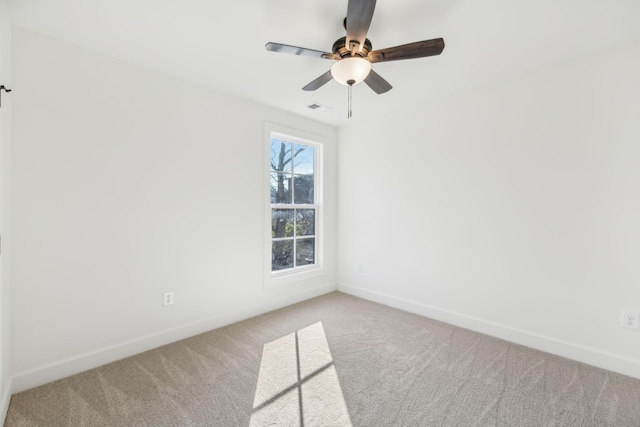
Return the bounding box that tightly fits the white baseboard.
[11,283,337,394]
[1,377,11,425]
[337,282,640,380]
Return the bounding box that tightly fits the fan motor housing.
[332,36,372,58]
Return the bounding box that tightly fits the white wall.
[0,0,12,421]
[11,28,338,392]
[338,42,640,378]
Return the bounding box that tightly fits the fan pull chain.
[347,80,355,119]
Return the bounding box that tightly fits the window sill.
[264,265,326,289]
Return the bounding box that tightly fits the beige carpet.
[5,292,640,426]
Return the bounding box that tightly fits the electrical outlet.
[164,291,174,306]
[357,264,364,273]
[621,310,639,330]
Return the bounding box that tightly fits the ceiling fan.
[265,0,445,116]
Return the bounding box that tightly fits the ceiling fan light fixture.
[331,57,371,86]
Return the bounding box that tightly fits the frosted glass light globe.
[331,57,372,86]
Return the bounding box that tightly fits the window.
[270,138,317,271]
[265,125,323,284]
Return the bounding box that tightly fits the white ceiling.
[8,0,640,127]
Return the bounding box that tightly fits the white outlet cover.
[621,310,639,330]
[164,291,175,306]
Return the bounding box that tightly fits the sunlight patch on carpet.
[250,322,352,427]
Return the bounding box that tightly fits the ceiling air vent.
[306,102,331,113]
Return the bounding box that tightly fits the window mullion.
[292,208,297,267]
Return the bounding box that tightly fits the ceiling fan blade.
[346,0,377,53]
[367,38,445,63]
[302,70,334,91]
[364,69,392,94]
[265,42,339,60]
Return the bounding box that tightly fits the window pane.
[294,174,314,204]
[272,209,294,238]
[271,140,292,173]
[272,240,294,271]
[296,209,315,236]
[271,173,292,204]
[292,144,314,175]
[296,238,315,267]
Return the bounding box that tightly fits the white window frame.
[264,123,325,288]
